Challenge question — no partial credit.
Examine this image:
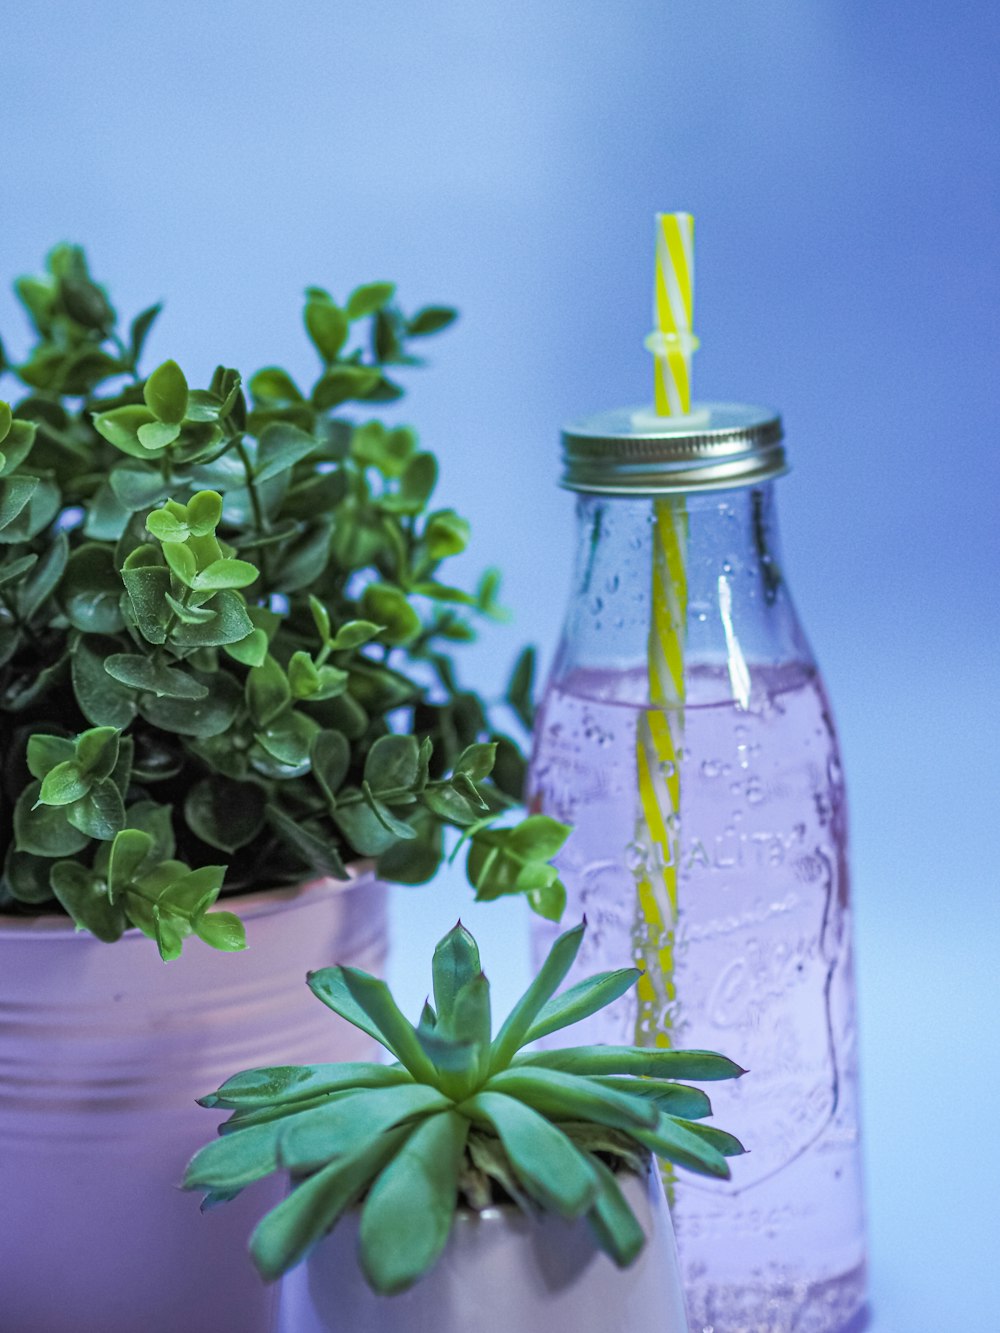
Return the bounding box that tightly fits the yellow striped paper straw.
[650,211,697,417]
[633,212,695,1051]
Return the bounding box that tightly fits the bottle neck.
[552,482,814,708]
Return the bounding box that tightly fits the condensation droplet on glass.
[701,759,721,778]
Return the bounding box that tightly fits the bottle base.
[684,1259,868,1333]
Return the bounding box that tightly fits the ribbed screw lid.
[561,401,786,495]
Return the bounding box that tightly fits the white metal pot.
[0,868,387,1333]
[277,1163,690,1333]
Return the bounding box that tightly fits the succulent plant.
[186,920,745,1294]
[0,244,564,958]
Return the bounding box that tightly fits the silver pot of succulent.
[187,920,747,1333]
[0,245,566,1332]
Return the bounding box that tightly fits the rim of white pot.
[0,859,377,939]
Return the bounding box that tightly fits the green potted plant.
[187,919,745,1332]
[0,244,563,1333]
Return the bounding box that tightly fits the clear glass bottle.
[529,405,868,1333]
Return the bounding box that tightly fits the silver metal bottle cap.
[561,401,786,495]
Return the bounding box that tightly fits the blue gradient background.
[2,4,996,1328]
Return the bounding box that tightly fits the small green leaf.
[407,305,458,337]
[346,282,396,320]
[26,733,75,780]
[507,646,536,730]
[65,778,126,840]
[75,726,120,780]
[105,654,209,700]
[312,365,381,411]
[161,541,198,587]
[108,828,155,896]
[364,734,420,793]
[360,584,421,646]
[146,508,190,541]
[0,476,39,532]
[129,302,162,366]
[265,805,347,880]
[137,420,182,451]
[423,508,469,559]
[249,366,304,405]
[246,655,291,727]
[93,404,158,456]
[454,742,496,782]
[221,626,267,667]
[49,862,126,943]
[186,490,223,536]
[143,359,189,424]
[192,558,259,592]
[255,423,316,483]
[14,783,90,857]
[304,299,349,364]
[38,761,91,807]
[192,910,247,952]
[185,778,266,853]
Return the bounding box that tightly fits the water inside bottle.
[529,661,868,1333]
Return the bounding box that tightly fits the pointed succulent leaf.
[487,1067,658,1134]
[674,1119,747,1159]
[488,920,585,1073]
[512,1046,747,1082]
[279,1083,450,1173]
[184,1118,286,1192]
[590,1076,712,1121]
[359,1110,469,1296]
[526,968,641,1043]
[339,968,438,1083]
[205,1061,412,1110]
[632,1113,733,1180]
[306,966,397,1049]
[431,921,481,1024]
[585,1154,648,1268]
[251,1126,411,1282]
[462,1091,597,1218]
